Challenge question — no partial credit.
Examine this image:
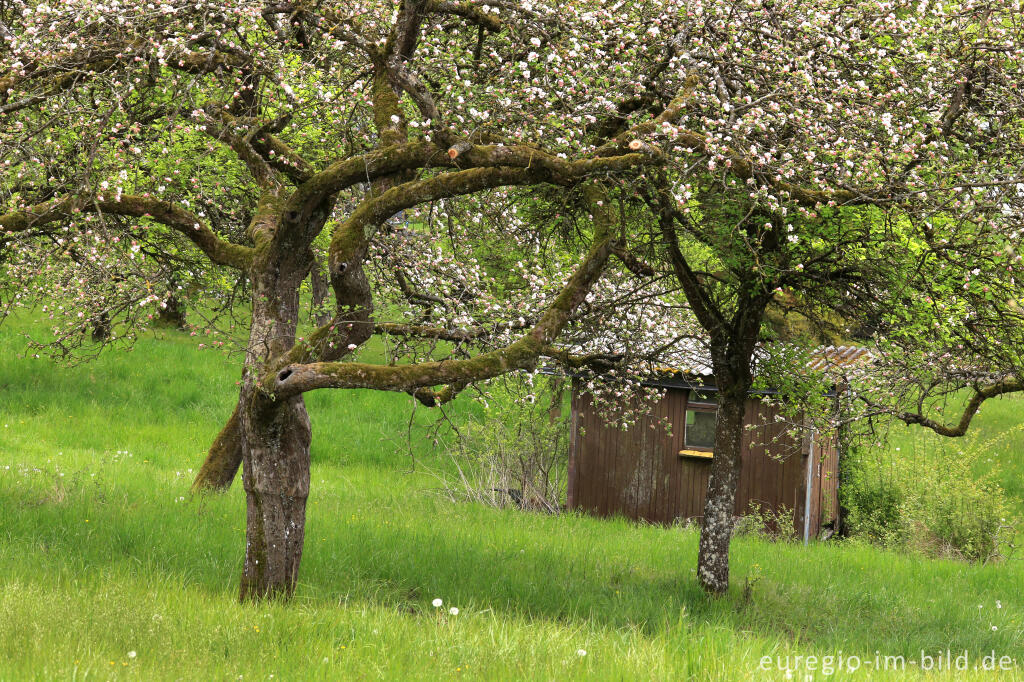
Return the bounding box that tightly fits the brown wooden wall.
[568,384,839,538]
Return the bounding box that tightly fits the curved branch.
[328,166,536,266]
[883,377,1024,437]
[384,54,446,143]
[647,186,727,335]
[425,1,502,32]
[0,194,254,269]
[411,381,465,407]
[375,318,532,342]
[222,111,314,184]
[1,44,248,110]
[285,142,444,224]
[202,112,283,193]
[268,183,619,398]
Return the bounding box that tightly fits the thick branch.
[285,142,444,224]
[328,166,536,266]
[0,195,254,269]
[425,1,502,31]
[268,183,618,398]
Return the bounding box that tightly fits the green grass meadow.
[1,316,1022,680]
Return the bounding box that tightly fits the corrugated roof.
[543,342,871,392]
[805,345,873,371]
[640,343,872,391]
[654,342,872,378]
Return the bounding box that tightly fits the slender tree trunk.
[697,382,750,595]
[157,293,187,329]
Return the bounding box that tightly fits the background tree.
[582,0,1024,593]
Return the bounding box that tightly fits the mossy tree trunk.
[238,388,311,599]
[236,240,313,599]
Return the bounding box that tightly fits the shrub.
[842,471,912,548]
[733,502,798,542]
[443,373,570,513]
[842,427,1019,562]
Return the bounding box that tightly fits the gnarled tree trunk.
[235,268,312,599]
[238,389,311,600]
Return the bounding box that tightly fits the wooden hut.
[566,346,869,540]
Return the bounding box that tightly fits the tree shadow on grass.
[0,475,1018,659]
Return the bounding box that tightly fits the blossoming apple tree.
[2,0,1022,599]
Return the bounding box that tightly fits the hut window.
[684,409,716,449]
[683,390,717,451]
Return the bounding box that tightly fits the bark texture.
[238,391,311,600]
[236,290,313,598]
[696,384,748,594]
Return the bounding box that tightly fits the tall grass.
[1,314,1021,680]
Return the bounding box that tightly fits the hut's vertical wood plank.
[595,393,612,517]
[567,387,579,510]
